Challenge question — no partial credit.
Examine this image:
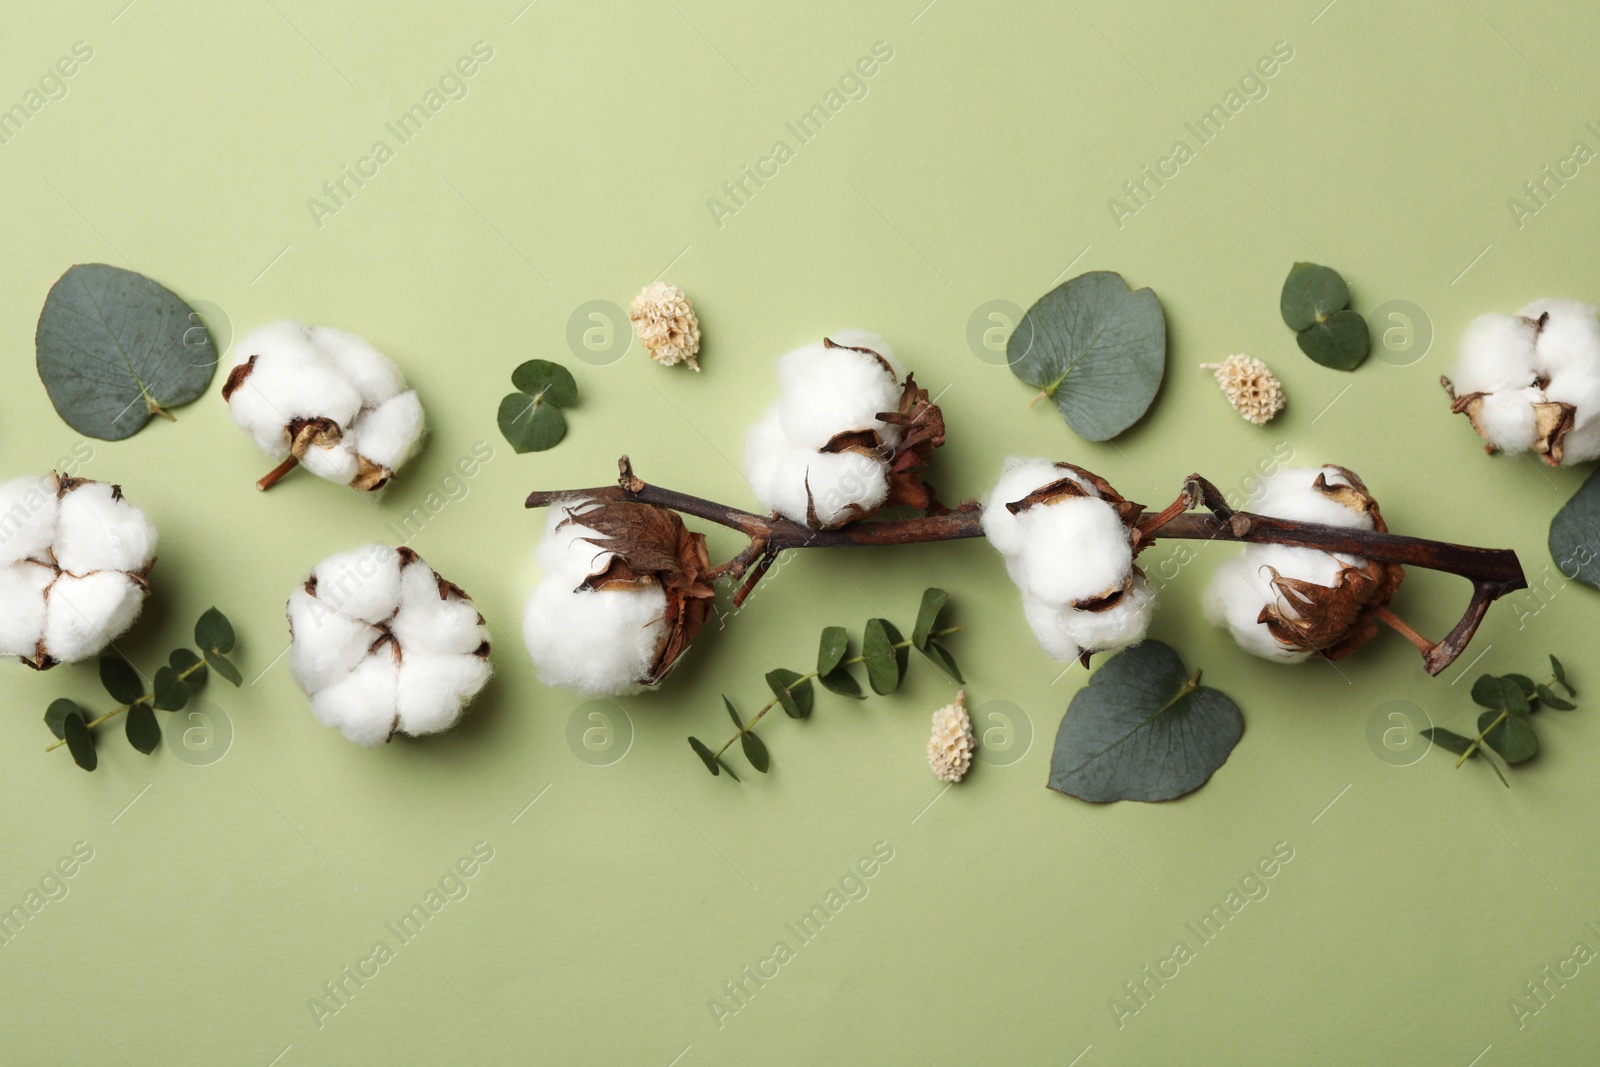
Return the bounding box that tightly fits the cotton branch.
[525,458,1527,675]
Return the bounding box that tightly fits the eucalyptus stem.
[44,658,206,753]
[711,625,962,759]
[1456,709,1508,769]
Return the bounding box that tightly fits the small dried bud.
[927,690,975,783]
[1200,354,1285,425]
[630,282,702,371]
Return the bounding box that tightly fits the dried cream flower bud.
[630,282,702,371]
[1200,354,1285,426]
[927,690,975,783]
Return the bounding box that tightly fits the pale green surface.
[3,1,1599,1064]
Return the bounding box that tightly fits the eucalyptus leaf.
[740,730,770,773]
[1420,727,1478,757]
[204,649,243,687]
[723,696,744,730]
[498,392,568,453]
[170,647,206,687]
[1295,309,1369,370]
[35,264,217,440]
[819,667,864,699]
[1504,674,1536,699]
[510,360,579,406]
[717,758,741,782]
[1535,683,1575,711]
[63,712,96,771]
[1279,262,1350,330]
[45,698,84,739]
[1479,711,1538,765]
[1551,654,1573,696]
[1547,469,1600,590]
[1007,271,1166,442]
[1048,641,1243,803]
[1471,675,1530,717]
[918,640,964,684]
[862,619,905,695]
[817,627,848,676]
[152,666,189,711]
[100,655,143,704]
[766,670,813,719]
[125,702,160,754]
[912,588,947,650]
[195,607,235,654]
[688,736,720,776]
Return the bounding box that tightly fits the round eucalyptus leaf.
[1479,710,1538,765]
[1549,468,1600,590]
[63,712,97,771]
[125,702,161,754]
[1295,308,1370,370]
[195,607,235,654]
[1279,261,1350,331]
[1008,271,1167,442]
[498,392,568,453]
[1049,641,1243,803]
[510,359,579,407]
[35,263,217,440]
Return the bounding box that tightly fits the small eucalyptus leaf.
[170,647,206,687]
[1420,727,1477,757]
[195,607,235,654]
[35,264,218,440]
[918,640,964,683]
[63,712,96,771]
[862,619,905,695]
[1535,683,1575,711]
[817,627,848,676]
[125,703,160,754]
[766,670,813,719]
[45,698,84,739]
[688,736,720,776]
[1479,711,1538,765]
[1279,261,1351,331]
[740,730,770,773]
[1295,309,1369,370]
[497,392,568,453]
[100,655,143,704]
[819,667,864,699]
[723,696,744,730]
[152,667,189,711]
[204,649,243,687]
[912,588,948,650]
[510,360,578,406]
[1471,675,1530,717]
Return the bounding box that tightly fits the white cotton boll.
[308,325,407,407]
[776,335,906,450]
[1467,388,1541,453]
[390,563,487,657]
[1250,467,1378,530]
[1019,594,1084,662]
[534,503,614,582]
[1520,298,1600,375]
[287,588,380,694]
[523,577,668,697]
[1020,579,1156,663]
[1013,498,1134,607]
[311,544,403,625]
[43,571,145,664]
[310,655,401,747]
[1451,313,1536,394]
[979,457,1076,559]
[765,449,889,528]
[743,404,795,514]
[1556,415,1600,465]
[0,475,59,564]
[0,564,51,657]
[351,391,425,470]
[53,481,157,575]
[827,328,901,372]
[396,655,491,735]
[297,440,361,485]
[231,323,363,434]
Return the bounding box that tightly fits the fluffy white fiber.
[523,501,669,697]
[0,473,156,668]
[224,321,425,489]
[745,330,904,529]
[1203,466,1373,663]
[288,544,491,746]
[1447,298,1600,463]
[980,457,1153,664]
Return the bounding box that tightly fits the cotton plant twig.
[525,458,1527,675]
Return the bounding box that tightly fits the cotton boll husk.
[0,563,51,657]
[287,587,381,693]
[308,325,407,407]
[1451,313,1536,394]
[828,328,900,370]
[1012,497,1134,607]
[390,563,487,657]
[1203,544,1353,664]
[43,571,145,664]
[1251,467,1378,530]
[396,655,491,735]
[534,503,613,582]
[0,475,59,564]
[53,481,157,574]
[765,449,889,528]
[310,655,400,746]
[775,335,905,450]
[980,457,1085,558]
[311,544,403,624]
[523,577,667,697]
[352,391,425,470]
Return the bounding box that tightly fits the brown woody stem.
[526,462,1527,677]
[257,455,300,492]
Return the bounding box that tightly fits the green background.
[3,0,1598,1063]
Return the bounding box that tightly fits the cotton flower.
[222,321,426,490]
[631,282,702,370]
[928,690,975,783]
[0,473,156,670]
[1442,299,1600,465]
[981,457,1154,666]
[1200,354,1285,425]
[1204,465,1404,663]
[524,498,715,696]
[744,330,945,529]
[288,544,490,745]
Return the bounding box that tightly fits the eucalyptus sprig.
[43,608,243,772]
[1421,655,1576,787]
[687,588,961,780]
